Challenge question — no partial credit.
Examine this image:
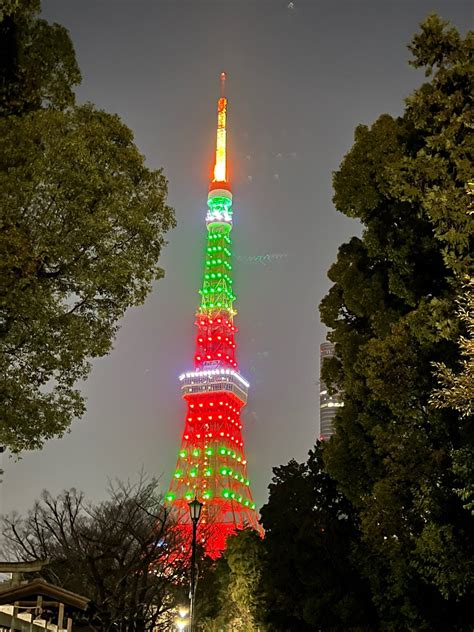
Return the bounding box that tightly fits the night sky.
[1,1,471,516]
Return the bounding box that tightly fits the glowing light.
[179,368,250,388]
[213,97,227,182]
[166,74,263,557]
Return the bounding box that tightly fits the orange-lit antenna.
[220,71,226,97]
[213,72,227,183]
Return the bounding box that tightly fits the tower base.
[175,519,263,559]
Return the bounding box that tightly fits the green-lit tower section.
[166,74,263,557]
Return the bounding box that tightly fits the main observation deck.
[179,368,249,404]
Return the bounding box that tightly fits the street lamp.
[178,607,189,619]
[175,607,189,631]
[175,618,187,631]
[188,497,203,632]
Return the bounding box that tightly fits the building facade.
[319,341,343,440]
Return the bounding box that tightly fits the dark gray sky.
[2,0,471,516]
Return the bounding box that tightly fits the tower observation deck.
[166,74,263,557]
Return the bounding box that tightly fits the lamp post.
[188,497,203,632]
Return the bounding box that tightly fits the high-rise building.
[166,74,263,557]
[319,341,343,440]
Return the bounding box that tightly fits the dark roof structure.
[0,578,90,611]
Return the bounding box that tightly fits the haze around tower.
[1,0,471,517]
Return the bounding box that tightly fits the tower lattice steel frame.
[166,74,263,557]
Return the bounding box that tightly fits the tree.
[0,2,175,452]
[431,277,474,516]
[431,277,474,419]
[319,15,473,630]
[1,476,188,631]
[197,529,267,632]
[0,0,81,116]
[259,446,376,631]
[194,554,229,631]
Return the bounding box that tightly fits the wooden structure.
[0,562,90,631]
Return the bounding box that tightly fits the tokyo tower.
[166,73,263,556]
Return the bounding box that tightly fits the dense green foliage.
[260,447,376,631]
[0,2,175,452]
[0,0,80,115]
[198,529,267,632]
[431,277,474,420]
[318,14,473,630]
[431,277,474,516]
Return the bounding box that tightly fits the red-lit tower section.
[166,74,263,557]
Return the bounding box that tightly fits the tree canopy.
[0,0,80,115]
[318,14,473,629]
[0,2,175,452]
[197,529,267,632]
[259,446,376,631]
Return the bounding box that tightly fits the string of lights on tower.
[166,73,263,557]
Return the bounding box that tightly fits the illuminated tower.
[166,73,263,557]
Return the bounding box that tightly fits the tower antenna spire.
[220,71,226,97]
[213,73,228,183]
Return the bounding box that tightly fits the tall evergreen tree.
[320,15,473,629]
[260,446,376,631]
